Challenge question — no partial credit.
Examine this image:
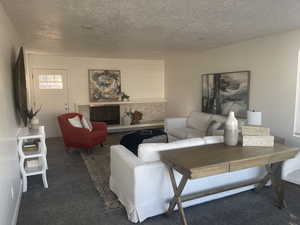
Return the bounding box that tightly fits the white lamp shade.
[247,111,262,126]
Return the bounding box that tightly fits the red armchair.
[57,113,107,152]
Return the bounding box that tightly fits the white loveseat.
[165,111,230,142]
[110,136,265,223]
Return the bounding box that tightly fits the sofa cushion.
[206,120,222,136]
[68,116,83,128]
[210,114,227,124]
[210,114,247,129]
[168,127,205,139]
[81,117,93,131]
[186,112,212,133]
[138,138,205,162]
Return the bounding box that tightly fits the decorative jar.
[224,111,238,146]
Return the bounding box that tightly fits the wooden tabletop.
[160,143,298,179]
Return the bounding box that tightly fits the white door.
[33,69,69,137]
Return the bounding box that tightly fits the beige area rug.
[80,134,125,210]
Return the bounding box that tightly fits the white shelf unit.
[17,126,48,192]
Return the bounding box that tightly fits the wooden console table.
[160,143,298,225]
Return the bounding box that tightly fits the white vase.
[31,117,40,130]
[224,111,238,146]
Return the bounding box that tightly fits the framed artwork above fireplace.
[202,71,250,118]
[89,69,121,102]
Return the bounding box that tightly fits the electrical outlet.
[11,186,14,200]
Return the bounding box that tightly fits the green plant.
[120,92,130,101]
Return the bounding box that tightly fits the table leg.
[167,166,189,225]
[270,162,286,209]
[255,164,271,192]
[255,162,286,209]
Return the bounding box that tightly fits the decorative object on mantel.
[131,110,143,125]
[89,69,121,102]
[202,71,250,118]
[241,125,274,147]
[247,110,262,125]
[23,106,41,130]
[224,111,238,146]
[120,92,130,101]
[122,112,131,125]
[126,110,143,125]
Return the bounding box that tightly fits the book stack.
[23,139,39,153]
[241,125,274,147]
[25,158,40,169]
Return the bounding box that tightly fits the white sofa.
[165,111,231,142]
[110,136,265,223]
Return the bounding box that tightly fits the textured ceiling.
[2,0,300,58]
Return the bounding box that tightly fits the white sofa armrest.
[164,117,187,132]
[111,145,142,168]
[134,161,167,202]
[110,146,143,204]
[110,145,168,222]
[110,145,167,203]
[282,151,300,179]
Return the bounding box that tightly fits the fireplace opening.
[90,105,120,125]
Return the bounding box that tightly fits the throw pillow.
[81,117,93,132]
[68,116,83,128]
[186,112,212,134]
[206,120,222,136]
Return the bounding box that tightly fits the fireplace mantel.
[75,98,167,108]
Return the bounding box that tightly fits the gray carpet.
[17,134,300,225]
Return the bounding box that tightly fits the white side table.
[17,126,48,192]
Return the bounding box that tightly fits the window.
[39,74,63,89]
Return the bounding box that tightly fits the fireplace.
[90,105,120,125]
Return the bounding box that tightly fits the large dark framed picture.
[89,70,121,102]
[202,71,250,118]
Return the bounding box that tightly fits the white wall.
[0,3,22,225]
[27,54,165,111]
[165,30,300,146]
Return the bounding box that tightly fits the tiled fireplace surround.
[77,102,166,126]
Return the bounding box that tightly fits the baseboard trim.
[11,180,22,225]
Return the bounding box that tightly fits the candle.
[247,110,262,126]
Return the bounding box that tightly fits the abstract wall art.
[202,71,250,118]
[89,70,121,102]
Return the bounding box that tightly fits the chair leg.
[42,172,48,189]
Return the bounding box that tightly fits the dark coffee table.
[120,129,168,155]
